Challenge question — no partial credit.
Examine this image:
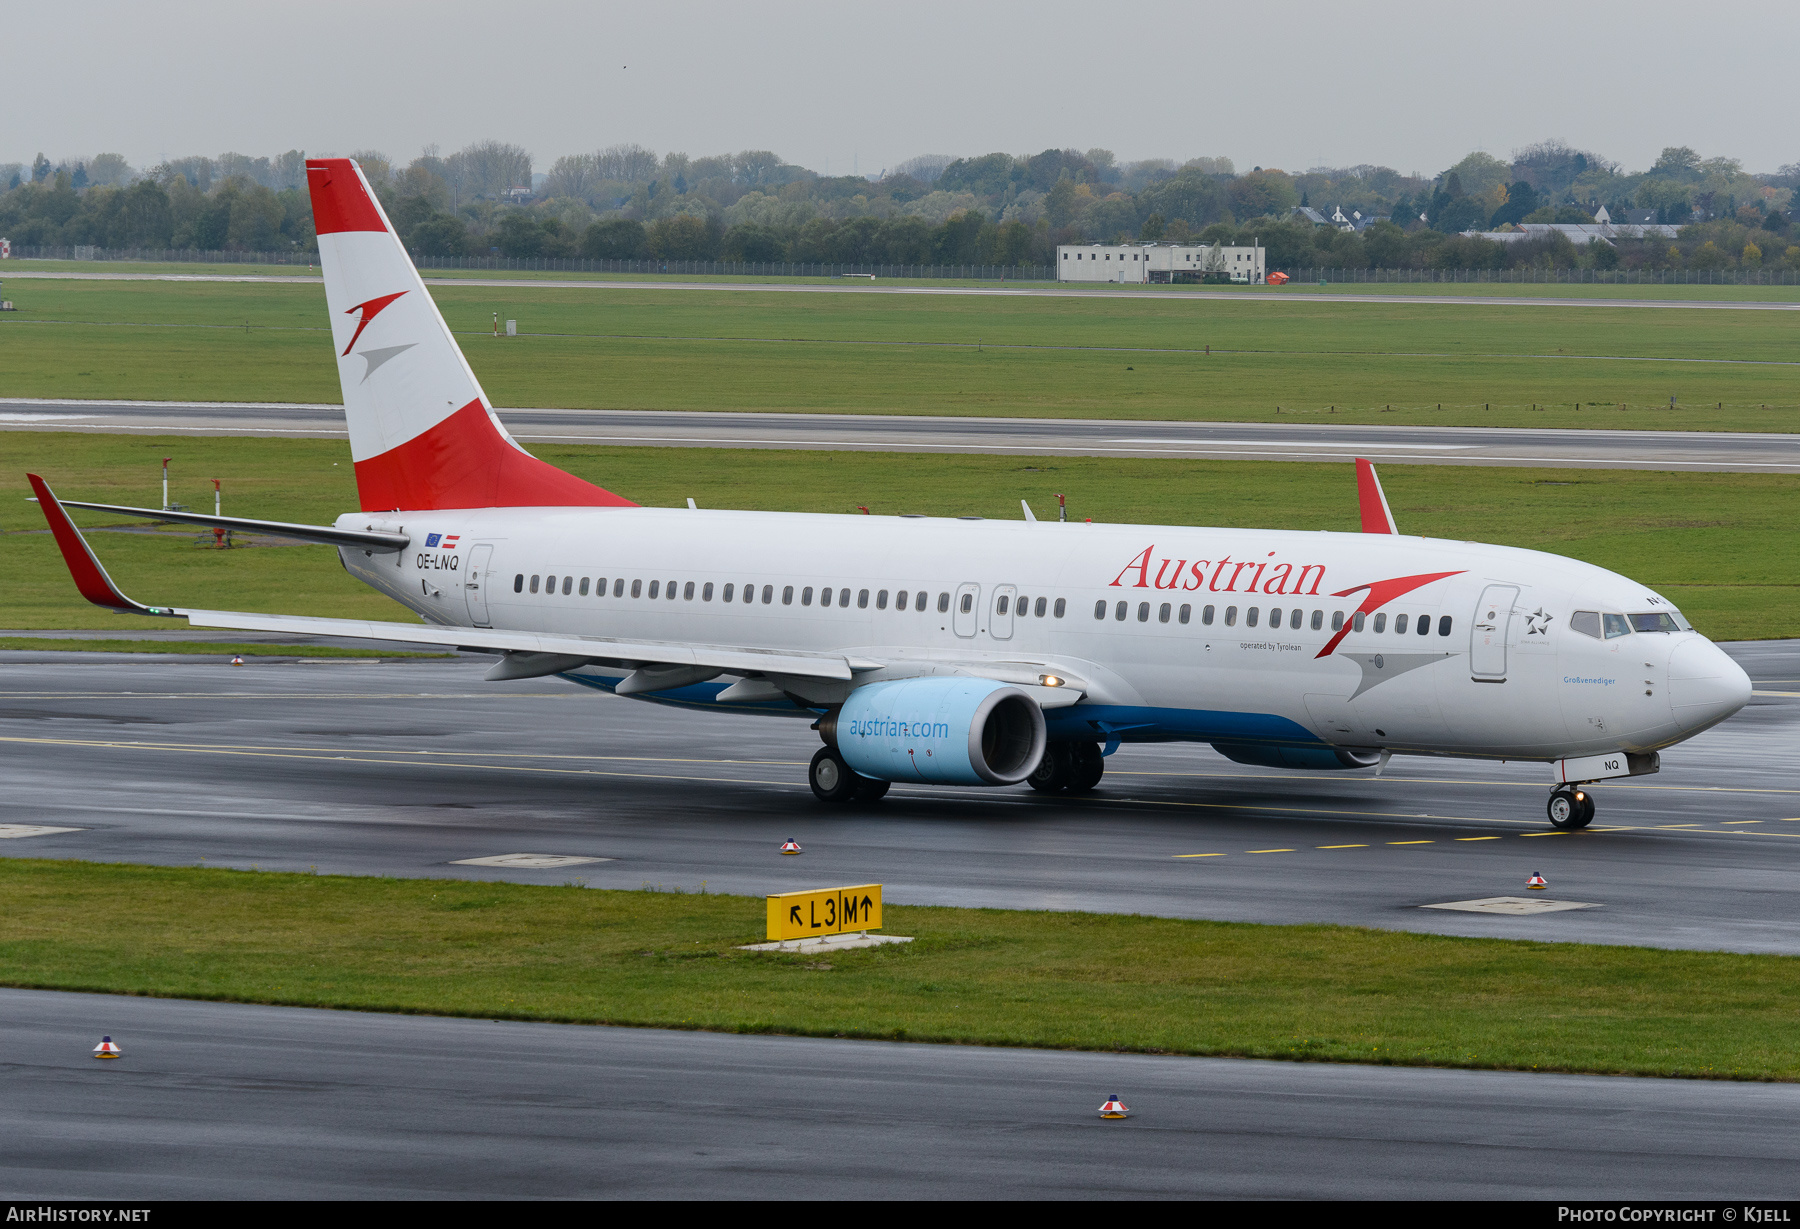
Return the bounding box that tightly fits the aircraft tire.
[1027,743,1074,793]
[1547,787,1593,830]
[1067,742,1106,793]
[851,776,891,802]
[809,747,860,804]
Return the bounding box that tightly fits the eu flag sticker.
[425,533,441,547]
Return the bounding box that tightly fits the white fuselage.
[339,506,1750,763]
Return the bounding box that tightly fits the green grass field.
[4,858,1798,1080]
[3,431,1794,639]
[4,275,1799,429]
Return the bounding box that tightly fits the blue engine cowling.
[827,677,1047,785]
[1211,743,1382,770]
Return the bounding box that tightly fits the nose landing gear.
[1547,786,1595,830]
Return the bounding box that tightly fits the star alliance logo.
[1525,608,1554,635]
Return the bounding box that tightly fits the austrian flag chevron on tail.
[304,159,633,513]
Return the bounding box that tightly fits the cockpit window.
[1570,611,1601,639]
[1602,613,1632,639]
[1630,612,1681,633]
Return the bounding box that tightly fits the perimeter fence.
[8,245,1800,285]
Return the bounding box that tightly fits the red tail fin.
[306,158,634,511]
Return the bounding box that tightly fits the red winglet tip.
[1355,458,1398,535]
[28,474,153,613]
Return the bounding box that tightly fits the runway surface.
[2,641,1795,953]
[10,267,1800,311]
[5,986,1796,1200]
[5,398,1796,471]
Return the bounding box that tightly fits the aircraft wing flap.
[178,609,855,680]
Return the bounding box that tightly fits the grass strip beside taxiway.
[2,858,1798,1081]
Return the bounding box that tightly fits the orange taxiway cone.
[93,1036,121,1059]
[1527,872,1547,890]
[779,839,802,855]
[1098,1095,1129,1119]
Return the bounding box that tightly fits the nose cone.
[1668,638,1752,733]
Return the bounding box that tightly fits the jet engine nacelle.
[1212,742,1381,770]
[825,677,1047,785]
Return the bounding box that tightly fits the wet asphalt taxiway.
[1,640,1796,954]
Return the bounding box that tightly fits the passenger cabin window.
[1114,601,1127,621]
[612,579,623,597]
[1158,602,1171,623]
[1054,598,1067,618]
[1373,613,1386,633]
[685,582,695,600]
[562,577,572,596]
[1178,604,1190,624]
[1603,613,1632,639]
[858,589,870,609]
[802,586,814,606]
[579,577,590,596]
[1202,605,1214,625]
[782,585,794,605]
[1094,600,1106,620]
[960,593,973,614]
[1631,612,1680,633]
[762,585,774,604]
[1418,614,1432,635]
[703,582,714,601]
[1571,611,1601,639]
[1439,616,1453,636]
[896,590,908,610]
[1351,611,1364,631]
[514,574,524,593]
[1035,597,1047,617]
[1246,607,1259,628]
[530,575,541,594]
[1311,610,1323,630]
[1395,613,1408,634]
[877,590,889,610]
[996,596,1009,615]
[648,580,659,599]
[938,592,950,613]
[1224,606,1237,626]
[1137,602,1150,622]
[667,580,678,600]
[838,588,850,607]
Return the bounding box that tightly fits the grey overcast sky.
[12,0,1798,177]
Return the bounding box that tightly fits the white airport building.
[1057,242,1267,284]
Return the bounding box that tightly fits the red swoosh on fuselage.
[1314,570,1466,658]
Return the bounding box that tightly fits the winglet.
[1355,458,1397,534]
[27,474,178,616]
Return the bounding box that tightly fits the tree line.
[4,138,1797,272]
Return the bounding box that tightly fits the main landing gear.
[1026,741,1106,795]
[1547,786,1595,830]
[809,747,890,805]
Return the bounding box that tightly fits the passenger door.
[1470,584,1519,680]
[464,543,495,627]
[953,582,981,638]
[990,585,1017,641]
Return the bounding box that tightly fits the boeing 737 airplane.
[28,158,1754,829]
